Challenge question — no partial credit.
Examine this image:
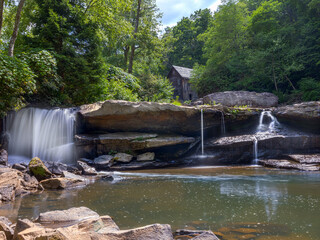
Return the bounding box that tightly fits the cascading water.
[4,108,75,164]
[220,111,226,136]
[201,109,204,155]
[253,136,258,165]
[257,110,280,132]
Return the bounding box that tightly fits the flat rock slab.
[289,154,320,164]
[259,159,320,171]
[75,132,195,152]
[40,177,86,190]
[203,91,278,107]
[37,207,100,228]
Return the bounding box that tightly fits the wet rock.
[77,161,98,176]
[137,152,155,161]
[0,216,13,240]
[16,225,47,240]
[288,154,320,164]
[0,150,8,166]
[203,91,278,107]
[37,207,100,228]
[274,101,320,133]
[78,100,222,136]
[110,161,171,171]
[45,162,68,175]
[40,177,86,190]
[103,223,173,240]
[114,153,133,163]
[28,157,52,181]
[191,231,220,240]
[259,159,320,171]
[12,164,26,172]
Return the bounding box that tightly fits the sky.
[156,0,222,28]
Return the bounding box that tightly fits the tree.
[8,0,25,56]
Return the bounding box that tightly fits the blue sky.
[156,0,222,28]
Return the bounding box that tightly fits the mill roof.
[171,65,193,79]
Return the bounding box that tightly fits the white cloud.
[209,0,222,13]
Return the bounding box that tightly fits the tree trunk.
[0,0,4,38]
[8,0,26,57]
[128,0,141,74]
[271,57,278,92]
[124,45,129,68]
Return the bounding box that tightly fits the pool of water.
[1,166,319,240]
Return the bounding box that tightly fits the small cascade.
[257,110,280,132]
[4,108,75,164]
[253,136,258,164]
[201,109,204,155]
[220,111,226,136]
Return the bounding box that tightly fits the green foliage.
[171,96,182,106]
[137,72,174,102]
[0,53,36,116]
[298,78,320,101]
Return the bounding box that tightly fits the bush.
[0,54,36,116]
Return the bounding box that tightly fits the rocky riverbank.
[0,206,219,240]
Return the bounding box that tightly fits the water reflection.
[0,167,319,240]
[220,181,287,220]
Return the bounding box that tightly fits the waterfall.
[220,111,226,136]
[4,108,75,164]
[201,109,204,155]
[253,136,258,164]
[257,110,280,132]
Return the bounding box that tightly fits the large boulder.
[203,91,278,108]
[0,168,41,202]
[37,207,100,228]
[40,177,86,189]
[77,161,98,176]
[0,216,13,240]
[16,207,174,240]
[0,150,8,166]
[78,100,222,136]
[274,101,320,133]
[28,157,52,181]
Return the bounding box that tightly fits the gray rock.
[0,149,8,166]
[114,153,133,163]
[289,154,320,164]
[259,159,320,171]
[45,162,68,175]
[191,231,220,240]
[203,91,278,107]
[137,152,155,161]
[77,161,98,176]
[94,155,114,166]
[37,207,100,228]
[274,101,320,132]
[12,163,27,172]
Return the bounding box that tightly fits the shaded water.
[1,167,319,239]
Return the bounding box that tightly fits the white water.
[201,109,204,155]
[253,136,258,164]
[257,110,280,132]
[220,111,226,136]
[4,108,75,164]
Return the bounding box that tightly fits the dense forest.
[0,0,319,116]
